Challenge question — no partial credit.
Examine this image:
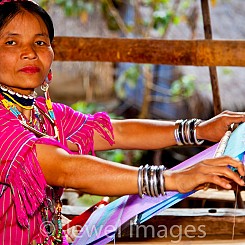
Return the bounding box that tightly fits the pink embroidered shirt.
[0,97,114,244]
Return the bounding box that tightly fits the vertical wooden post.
[201,0,244,209]
[201,0,222,115]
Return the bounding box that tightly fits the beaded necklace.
[40,186,63,245]
[0,85,63,244]
[0,84,60,141]
[0,84,36,109]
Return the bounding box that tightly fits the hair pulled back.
[0,1,54,42]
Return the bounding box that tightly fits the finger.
[213,166,245,186]
[205,174,233,190]
[197,158,245,186]
[229,161,245,178]
[214,112,245,128]
[196,180,230,191]
[194,173,231,190]
[203,163,245,186]
[204,156,244,174]
[223,114,245,125]
[219,156,245,177]
[220,110,245,116]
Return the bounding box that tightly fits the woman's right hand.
[164,156,245,193]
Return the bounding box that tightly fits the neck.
[0,84,36,110]
[0,84,36,96]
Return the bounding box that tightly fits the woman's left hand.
[197,110,245,142]
[164,156,245,193]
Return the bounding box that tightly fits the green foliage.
[101,0,122,31]
[71,100,143,165]
[170,75,196,102]
[97,148,143,164]
[71,101,99,114]
[40,0,94,17]
[115,65,141,99]
[77,193,103,207]
[99,149,125,163]
[221,68,233,75]
[71,100,120,119]
[153,10,172,28]
[41,0,192,36]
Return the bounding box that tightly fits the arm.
[36,143,138,196]
[36,144,245,196]
[93,111,245,151]
[94,119,176,151]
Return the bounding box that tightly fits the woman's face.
[0,11,54,94]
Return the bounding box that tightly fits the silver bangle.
[181,119,189,145]
[159,165,166,195]
[149,166,155,197]
[193,119,204,145]
[153,166,159,197]
[174,128,183,146]
[143,164,150,196]
[175,118,204,145]
[174,120,183,145]
[137,165,144,198]
[138,165,167,198]
[186,119,194,144]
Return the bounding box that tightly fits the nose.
[20,45,38,60]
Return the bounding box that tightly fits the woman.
[0,1,244,244]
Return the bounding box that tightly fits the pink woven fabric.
[0,97,114,244]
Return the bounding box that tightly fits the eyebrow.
[1,32,49,38]
[36,33,49,38]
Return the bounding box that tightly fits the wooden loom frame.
[56,37,245,240]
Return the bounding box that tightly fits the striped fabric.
[0,97,114,244]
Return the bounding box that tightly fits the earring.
[47,69,53,83]
[41,82,49,92]
[41,69,52,92]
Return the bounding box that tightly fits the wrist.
[174,119,204,145]
[137,165,167,197]
[196,121,205,140]
[163,170,176,191]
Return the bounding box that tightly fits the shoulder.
[35,97,87,124]
[36,97,68,114]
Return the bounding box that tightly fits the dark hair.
[0,1,54,42]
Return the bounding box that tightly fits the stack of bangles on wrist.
[138,164,167,198]
[174,118,204,145]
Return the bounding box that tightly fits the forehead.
[1,11,48,35]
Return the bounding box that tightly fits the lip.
[20,66,40,74]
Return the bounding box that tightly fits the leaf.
[173,16,180,25]
[170,75,196,100]
[115,65,140,99]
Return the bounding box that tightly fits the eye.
[5,40,16,45]
[36,40,46,46]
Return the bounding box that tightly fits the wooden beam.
[189,189,245,202]
[62,206,245,242]
[118,208,245,240]
[53,37,245,66]
[115,237,245,244]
